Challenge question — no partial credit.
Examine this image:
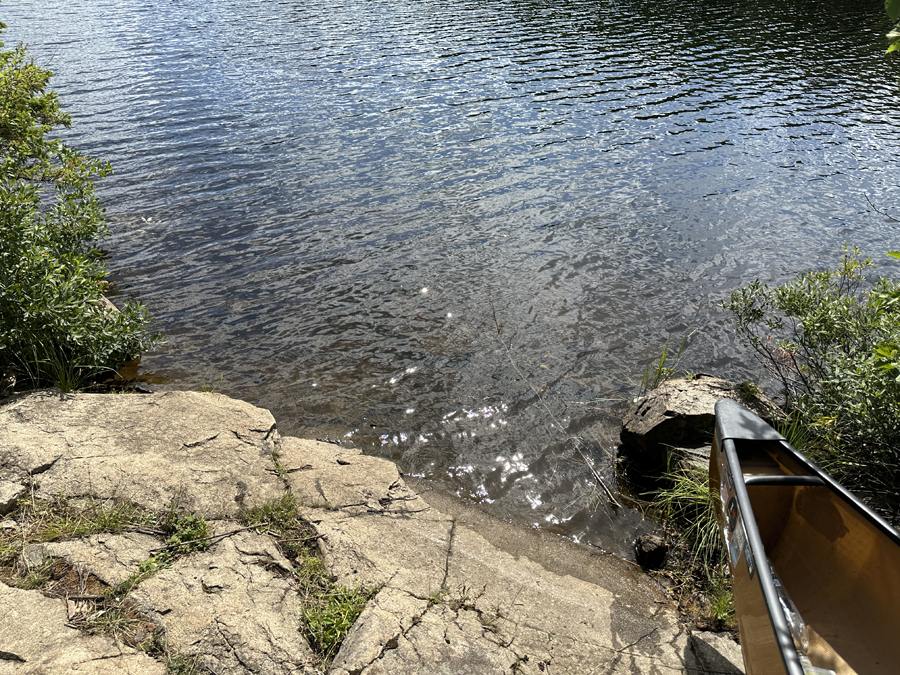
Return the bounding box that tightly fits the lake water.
[4,0,900,558]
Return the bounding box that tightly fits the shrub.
[0,23,161,390]
[723,247,900,521]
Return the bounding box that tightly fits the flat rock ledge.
[0,390,743,674]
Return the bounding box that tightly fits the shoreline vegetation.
[0,23,162,394]
[639,248,900,632]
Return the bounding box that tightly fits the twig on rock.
[147,525,256,553]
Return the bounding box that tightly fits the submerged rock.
[634,533,668,570]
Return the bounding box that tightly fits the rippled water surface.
[5,0,900,557]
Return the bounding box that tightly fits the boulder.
[619,376,779,481]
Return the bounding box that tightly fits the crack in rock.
[0,650,26,663]
[440,519,457,591]
[29,455,61,475]
[183,433,221,449]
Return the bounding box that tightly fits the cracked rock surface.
[0,581,165,674]
[130,528,316,675]
[0,390,743,674]
[0,390,284,517]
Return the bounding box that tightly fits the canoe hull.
[711,400,900,675]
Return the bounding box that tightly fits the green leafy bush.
[0,22,161,390]
[723,247,900,521]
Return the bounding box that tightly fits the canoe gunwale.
[718,434,805,675]
[715,399,900,549]
[742,475,825,487]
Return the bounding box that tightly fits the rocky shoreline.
[0,390,743,674]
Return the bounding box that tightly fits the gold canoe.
[711,399,900,675]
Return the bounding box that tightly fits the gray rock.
[635,533,668,570]
[130,529,318,675]
[0,580,165,674]
[619,376,779,480]
[0,481,25,516]
[321,481,696,674]
[0,390,286,517]
[688,631,745,674]
[0,389,745,674]
[41,531,161,587]
[280,437,429,515]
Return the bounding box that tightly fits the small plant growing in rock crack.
[301,584,379,665]
[270,449,290,480]
[429,584,500,633]
[428,583,486,612]
[238,492,378,663]
[237,492,324,572]
[165,652,201,675]
[237,491,376,666]
[238,492,299,536]
[135,513,212,577]
[0,495,153,587]
[427,586,450,607]
[14,557,54,590]
[0,495,220,671]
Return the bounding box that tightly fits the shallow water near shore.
[4,0,900,558]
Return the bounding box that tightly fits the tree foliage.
[724,247,900,523]
[888,0,900,52]
[0,22,161,390]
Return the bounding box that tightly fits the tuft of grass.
[646,465,736,631]
[707,573,735,625]
[296,554,330,597]
[654,465,721,568]
[159,514,210,557]
[0,495,153,585]
[198,373,224,394]
[131,512,212,578]
[639,331,694,397]
[301,584,378,664]
[28,496,151,542]
[427,586,450,607]
[777,410,814,453]
[166,653,201,675]
[238,493,326,568]
[270,449,290,481]
[238,492,298,534]
[16,557,54,590]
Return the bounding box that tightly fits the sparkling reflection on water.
[4,0,900,558]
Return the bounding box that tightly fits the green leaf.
[887,251,900,259]
[888,0,900,22]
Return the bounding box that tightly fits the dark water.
[4,0,900,558]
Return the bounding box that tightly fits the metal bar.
[743,475,826,487]
[722,437,806,675]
